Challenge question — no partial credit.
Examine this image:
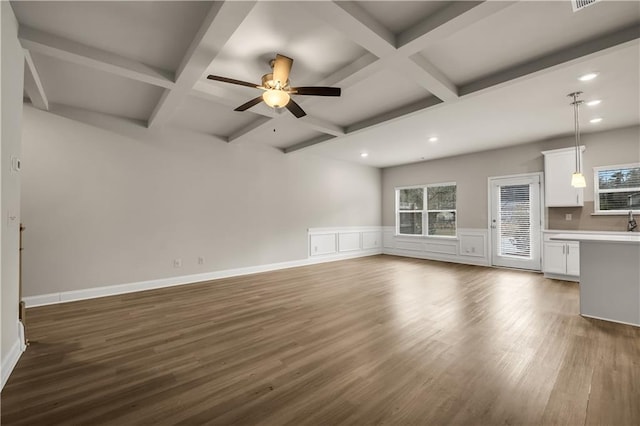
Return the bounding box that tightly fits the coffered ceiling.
[14,1,640,168]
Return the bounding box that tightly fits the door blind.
[498,184,531,258]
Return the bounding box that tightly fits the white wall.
[382,126,640,230]
[1,1,25,387]
[21,105,381,297]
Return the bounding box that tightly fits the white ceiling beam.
[396,1,517,55]
[298,116,344,137]
[394,55,458,101]
[227,115,274,143]
[147,1,257,128]
[23,49,49,110]
[18,25,175,89]
[283,135,337,154]
[303,1,396,57]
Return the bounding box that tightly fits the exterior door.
[490,174,542,270]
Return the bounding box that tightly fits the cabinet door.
[565,242,580,276]
[544,150,584,207]
[543,242,567,274]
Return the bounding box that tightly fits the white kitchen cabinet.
[543,240,579,279]
[542,147,585,207]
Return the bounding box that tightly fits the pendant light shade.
[568,92,586,188]
[571,172,586,188]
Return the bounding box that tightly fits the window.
[396,183,456,237]
[593,163,640,214]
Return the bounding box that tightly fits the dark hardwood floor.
[2,255,639,425]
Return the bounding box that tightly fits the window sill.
[591,211,640,216]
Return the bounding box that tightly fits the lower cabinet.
[543,240,579,279]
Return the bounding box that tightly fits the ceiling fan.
[207,54,341,118]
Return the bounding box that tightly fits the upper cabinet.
[542,146,585,207]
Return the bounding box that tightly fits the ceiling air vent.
[571,0,600,12]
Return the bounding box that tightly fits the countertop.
[550,233,640,244]
[544,229,638,235]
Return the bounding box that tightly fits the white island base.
[551,233,640,327]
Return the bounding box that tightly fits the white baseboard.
[1,327,25,390]
[544,272,579,282]
[23,248,382,308]
[383,249,490,267]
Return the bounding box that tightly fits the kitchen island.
[551,233,640,327]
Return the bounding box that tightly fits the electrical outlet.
[198,256,204,265]
[565,214,572,221]
[173,258,182,268]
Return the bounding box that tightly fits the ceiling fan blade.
[273,54,293,88]
[285,98,306,118]
[234,96,264,112]
[207,75,260,89]
[291,86,341,97]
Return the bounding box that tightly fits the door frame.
[487,172,545,271]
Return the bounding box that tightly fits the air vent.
[571,0,600,12]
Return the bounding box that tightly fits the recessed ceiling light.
[578,73,598,81]
[586,99,601,106]
[428,136,438,142]
[360,152,369,158]
[590,117,603,124]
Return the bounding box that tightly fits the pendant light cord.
[570,92,582,174]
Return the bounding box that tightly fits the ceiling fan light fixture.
[263,89,290,109]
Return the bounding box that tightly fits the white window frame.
[593,163,640,215]
[395,182,457,238]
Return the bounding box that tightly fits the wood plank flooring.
[2,255,639,425]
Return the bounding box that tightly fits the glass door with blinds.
[490,174,542,270]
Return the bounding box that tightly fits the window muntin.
[396,184,457,237]
[594,164,640,213]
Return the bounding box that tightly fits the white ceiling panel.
[308,43,640,168]
[421,1,640,85]
[31,52,164,121]
[355,1,454,34]
[307,68,433,127]
[169,95,261,139]
[238,114,327,150]
[11,1,211,72]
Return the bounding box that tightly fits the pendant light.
[568,91,586,188]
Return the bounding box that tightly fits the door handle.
[567,245,570,255]
[563,245,565,255]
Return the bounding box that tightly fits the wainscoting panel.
[309,233,337,256]
[362,231,382,250]
[382,227,490,266]
[459,231,487,259]
[338,232,362,252]
[309,227,382,258]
